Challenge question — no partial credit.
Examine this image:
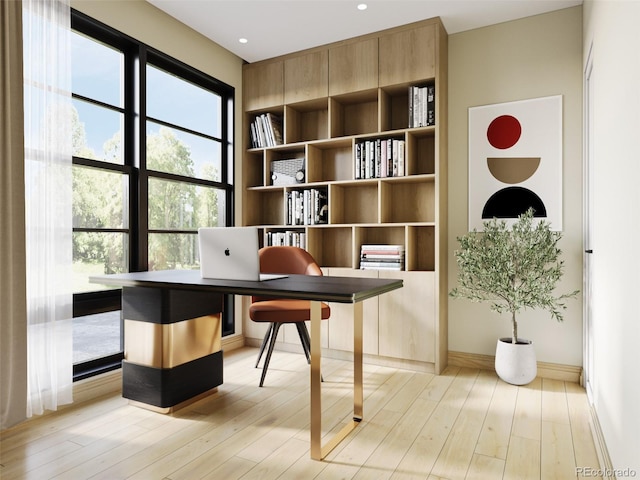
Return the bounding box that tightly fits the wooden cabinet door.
[244,61,284,111]
[325,268,379,355]
[329,38,378,96]
[284,50,328,104]
[378,270,435,362]
[379,23,436,87]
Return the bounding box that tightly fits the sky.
[71,30,223,181]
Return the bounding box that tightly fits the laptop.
[198,227,287,281]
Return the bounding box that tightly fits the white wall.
[447,7,584,366]
[582,0,640,474]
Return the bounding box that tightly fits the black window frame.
[71,10,235,381]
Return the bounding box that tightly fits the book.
[360,264,403,270]
[361,244,405,251]
[266,113,283,145]
[426,84,435,126]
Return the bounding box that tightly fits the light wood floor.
[0,347,601,480]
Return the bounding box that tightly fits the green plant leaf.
[450,208,579,337]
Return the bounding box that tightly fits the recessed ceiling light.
[239,38,248,44]
[357,3,367,11]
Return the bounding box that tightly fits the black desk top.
[91,269,403,304]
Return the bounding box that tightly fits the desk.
[92,269,403,460]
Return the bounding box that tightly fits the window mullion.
[133,44,148,272]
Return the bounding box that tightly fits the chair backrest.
[259,246,323,276]
[252,246,322,303]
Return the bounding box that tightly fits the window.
[71,11,234,380]
[145,60,227,270]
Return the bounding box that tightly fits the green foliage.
[72,107,221,282]
[450,209,578,343]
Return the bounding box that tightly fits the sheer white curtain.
[23,0,73,416]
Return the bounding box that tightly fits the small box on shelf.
[270,157,306,186]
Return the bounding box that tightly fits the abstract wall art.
[468,95,563,231]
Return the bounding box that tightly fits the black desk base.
[122,351,223,410]
[121,285,224,413]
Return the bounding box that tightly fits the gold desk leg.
[310,300,364,461]
[353,300,363,420]
[310,300,323,460]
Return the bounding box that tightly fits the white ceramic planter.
[494,337,537,385]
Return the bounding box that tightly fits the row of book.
[285,189,328,226]
[249,85,433,149]
[360,244,405,271]
[249,113,283,148]
[264,230,307,249]
[355,138,406,179]
[408,84,435,128]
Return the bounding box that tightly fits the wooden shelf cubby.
[284,99,328,144]
[329,89,379,137]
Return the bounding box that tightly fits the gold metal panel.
[128,387,218,414]
[124,321,163,368]
[124,314,221,369]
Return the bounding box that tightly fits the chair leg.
[259,322,282,387]
[295,322,311,364]
[255,323,274,368]
[298,322,323,382]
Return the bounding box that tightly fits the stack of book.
[265,230,306,249]
[249,112,283,148]
[285,189,328,226]
[408,84,435,128]
[359,244,405,271]
[354,138,405,179]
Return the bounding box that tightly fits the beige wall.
[582,0,640,473]
[71,0,245,232]
[447,7,584,366]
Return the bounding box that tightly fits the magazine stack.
[359,244,405,271]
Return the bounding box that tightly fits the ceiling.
[146,0,582,63]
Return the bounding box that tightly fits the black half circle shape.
[482,187,547,219]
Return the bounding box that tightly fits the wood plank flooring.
[0,347,602,479]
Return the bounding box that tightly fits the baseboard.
[448,350,582,383]
[222,334,245,352]
[73,368,122,403]
[589,403,615,479]
[244,337,436,373]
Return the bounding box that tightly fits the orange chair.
[250,246,330,387]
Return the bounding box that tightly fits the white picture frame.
[468,95,563,231]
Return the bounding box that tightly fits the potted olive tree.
[450,208,578,385]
